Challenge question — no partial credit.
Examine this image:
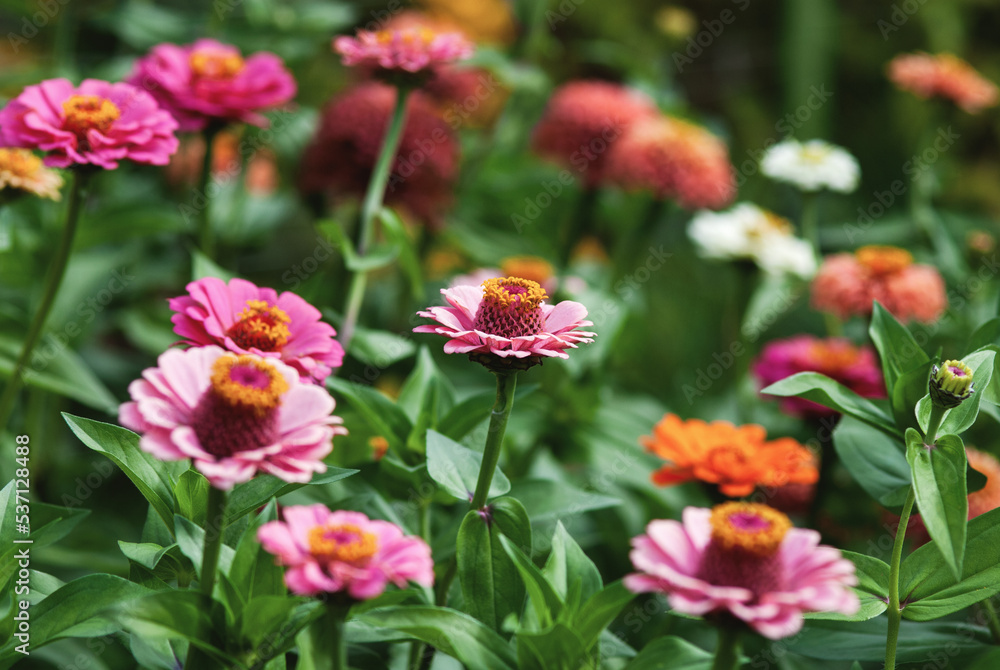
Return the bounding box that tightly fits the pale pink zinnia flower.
[415,277,595,369]
[0,78,179,169]
[811,246,947,324]
[168,277,344,385]
[752,336,885,418]
[625,503,859,639]
[119,346,345,490]
[888,52,998,114]
[127,39,297,132]
[0,148,63,200]
[334,27,473,73]
[257,505,434,598]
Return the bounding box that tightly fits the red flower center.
[472,277,548,339]
[226,300,291,352]
[190,355,289,458]
[696,502,791,598]
[308,523,378,564]
[189,49,245,79]
[62,95,121,144]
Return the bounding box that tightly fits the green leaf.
[968,318,1000,352]
[890,362,933,434]
[785,617,991,661]
[438,383,539,441]
[426,429,510,502]
[349,326,417,369]
[625,636,713,669]
[543,522,602,606]
[380,207,424,301]
[63,414,180,530]
[517,622,587,670]
[508,479,620,522]
[916,349,996,436]
[225,468,357,525]
[191,250,234,281]
[869,301,930,395]
[499,534,565,627]
[573,581,635,650]
[116,590,238,664]
[807,550,889,621]
[0,499,88,591]
[761,372,900,437]
[228,500,284,603]
[397,347,455,422]
[174,470,209,527]
[832,416,910,508]
[360,606,518,670]
[173,515,235,584]
[906,429,968,581]
[327,376,412,454]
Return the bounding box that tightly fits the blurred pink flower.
[128,39,296,132]
[257,505,433,598]
[334,28,473,73]
[753,336,885,418]
[0,78,178,169]
[168,277,344,384]
[625,503,859,639]
[889,52,998,113]
[119,346,345,490]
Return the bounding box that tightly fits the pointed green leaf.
[832,416,910,508]
[869,301,930,394]
[226,468,357,524]
[625,636,713,669]
[499,534,564,627]
[761,372,900,437]
[543,522,602,605]
[807,550,889,621]
[426,429,510,502]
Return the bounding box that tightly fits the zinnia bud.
[929,360,974,409]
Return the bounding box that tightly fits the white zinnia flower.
[760,139,860,193]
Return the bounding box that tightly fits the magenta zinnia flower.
[119,346,345,490]
[625,503,859,639]
[414,277,595,369]
[168,277,344,384]
[334,27,473,74]
[127,39,296,132]
[257,505,434,598]
[0,78,179,169]
[752,335,885,418]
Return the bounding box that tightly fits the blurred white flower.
[760,139,860,193]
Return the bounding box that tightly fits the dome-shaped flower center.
[308,523,379,564]
[500,256,554,288]
[376,27,437,47]
[62,95,121,141]
[190,49,245,79]
[0,148,43,178]
[472,277,548,339]
[856,245,913,275]
[226,300,291,352]
[190,355,289,458]
[809,341,862,374]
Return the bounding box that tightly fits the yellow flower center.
[62,95,121,139]
[481,276,548,313]
[376,27,437,46]
[747,210,793,239]
[308,523,379,563]
[856,245,913,275]
[0,149,43,178]
[709,502,791,557]
[500,256,554,288]
[209,354,289,415]
[189,49,245,79]
[226,300,291,352]
[799,144,832,164]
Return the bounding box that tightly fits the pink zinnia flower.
[625,503,859,639]
[257,505,434,598]
[0,78,179,169]
[334,27,473,74]
[414,276,595,369]
[168,277,344,385]
[753,336,885,418]
[119,346,345,490]
[888,52,998,114]
[127,39,297,132]
[811,246,947,324]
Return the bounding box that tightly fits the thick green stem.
[197,125,221,261]
[711,625,742,670]
[340,87,411,355]
[0,170,89,433]
[925,404,946,445]
[885,486,916,670]
[470,372,517,509]
[184,486,229,669]
[305,601,350,670]
[800,191,820,254]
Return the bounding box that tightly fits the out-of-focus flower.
[0,78,178,169]
[164,132,278,195]
[642,414,818,497]
[752,336,885,418]
[258,505,433,598]
[119,346,345,490]
[334,27,473,74]
[688,204,816,278]
[299,82,459,226]
[760,139,860,193]
[625,503,859,639]
[605,115,736,210]
[451,256,557,294]
[418,0,517,45]
[811,246,946,323]
[889,52,998,113]
[168,277,344,384]
[967,230,996,258]
[415,276,595,370]
[0,148,63,200]
[532,81,659,188]
[369,436,390,460]
[128,39,296,132]
[655,6,697,40]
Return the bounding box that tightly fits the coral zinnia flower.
[168,277,344,385]
[0,78,179,169]
[334,27,473,74]
[752,336,885,418]
[967,447,1000,519]
[531,81,659,188]
[760,139,860,194]
[299,82,459,225]
[642,415,818,497]
[811,246,946,323]
[414,276,595,369]
[604,115,736,210]
[888,52,998,114]
[0,148,63,200]
[625,503,859,639]
[119,346,345,490]
[128,39,297,132]
[258,505,433,598]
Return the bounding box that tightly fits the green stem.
[983,598,1000,644]
[800,191,820,255]
[711,625,742,670]
[197,125,221,261]
[559,187,596,267]
[183,486,229,669]
[470,372,517,509]
[306,601,350,670]
[0,170,90,433]
[417,559,458,670]
[925,403,946,445]
[339,87,411,355]
[885,486,916,670]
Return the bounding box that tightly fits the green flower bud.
[929,360,975,409]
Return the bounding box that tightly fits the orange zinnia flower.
[642,414,818,497]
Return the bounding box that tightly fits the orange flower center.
[856,245,913,275]
[226,300,291,352]
[481,276,548,312]
[209,354,289,415]
[62,95,120,139]
[500,256,554,288]
[308,523,379,563]
[0,148,43,178]
[375,27,437,47]
[189,49,245,79]
[709,502,791,557]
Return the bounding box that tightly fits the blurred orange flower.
[888,52,998,113]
